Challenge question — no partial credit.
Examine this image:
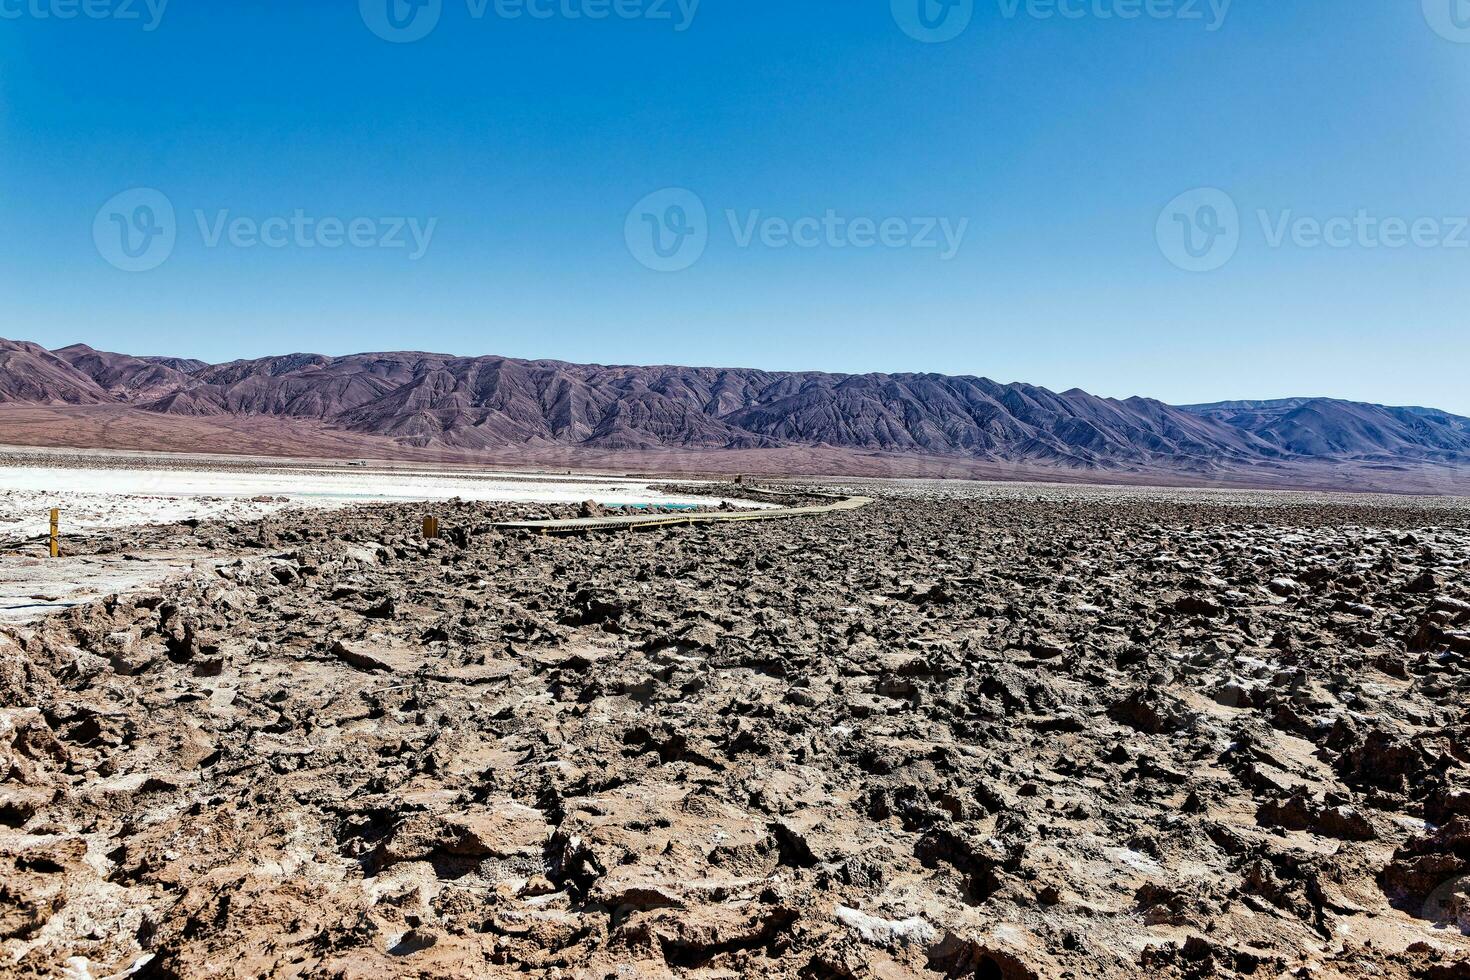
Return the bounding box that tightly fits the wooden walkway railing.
[491,493,873,536]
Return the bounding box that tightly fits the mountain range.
[1,337,1466,490]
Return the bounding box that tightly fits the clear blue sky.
[3,1,1468,412]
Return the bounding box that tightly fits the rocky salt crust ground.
[0,451,735,624]
[2,483,1470,978]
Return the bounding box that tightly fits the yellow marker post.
[49,508,59,559]
[422,516,439,540]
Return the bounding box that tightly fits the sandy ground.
[0,450,745,624]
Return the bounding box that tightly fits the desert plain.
[0,453,1468,979]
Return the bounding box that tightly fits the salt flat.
[0,449,743,621]
[0,452,736,542]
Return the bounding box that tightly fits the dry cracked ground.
[3,483,1470,979]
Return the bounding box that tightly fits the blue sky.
[3,1,1468,412]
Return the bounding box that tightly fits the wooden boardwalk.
[492,493,873,536]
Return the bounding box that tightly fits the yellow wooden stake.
[422,516,439,539]
[49,508,59,559]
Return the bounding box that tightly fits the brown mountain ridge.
[2,338,1468,484]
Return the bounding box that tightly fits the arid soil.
[2,484,1470,978]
